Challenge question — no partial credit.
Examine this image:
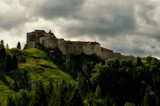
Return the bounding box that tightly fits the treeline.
[37,46,160,106]
[0,40,24,72]
[89,56,160,105]
[5,80,83,106]
[1,43,160,106]
[0,43,18,72]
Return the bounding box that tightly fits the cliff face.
[25,30,134,60]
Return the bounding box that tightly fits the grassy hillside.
[0,48,75,105]
[1,47,160,106]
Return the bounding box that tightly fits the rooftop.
[66,41,100,45]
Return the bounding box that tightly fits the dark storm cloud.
[18,0,85,19]
[18,0,136,37]
[63,13,135,37]
[38,0,85,19]
[60,0,136,37]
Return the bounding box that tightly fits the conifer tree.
[0,40,6,58]
[17,42,21,49]
[6,43,9,49]
[135,57,143,66]
[12,55,18,70]
[0,40,4,46]
[5,54,12,72]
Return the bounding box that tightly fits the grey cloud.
[0,14,29,30]
[136,1,158,27]
[69,1,135,36]
[0,1,31,30]
[26,0,85,19]
[63,12,135,37]
[19,0,136,37]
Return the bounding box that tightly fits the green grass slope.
[0,48,75,105]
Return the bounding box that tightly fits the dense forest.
[0,41,160,106]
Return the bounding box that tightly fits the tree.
[46,79,54,103]
[70,89,84,106]
[48,83,61,106]
[141,85,156,106]
[6,43,9,49]
[0,40,4,45]
[76,73,89,97]
[5,54,12,72]
[135,57,143,66]
[15,90,31,106]
[6,96,16,106]
[30,82,47,106]
[95,85,101,98]
[17,42,21,49]
[146,55,152,63]
[11,55,18,70]
[0,40,5,58]
[106,58,120,69]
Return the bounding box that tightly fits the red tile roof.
[65,41,100,45]
[101,47,112,51]
[59,38,64,41]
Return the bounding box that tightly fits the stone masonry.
[25,30,134,60]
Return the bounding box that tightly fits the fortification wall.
[102,50,114,59]
[94,44,102,57]
[123,55,134,60]
[40,37,58,48]
[58,39,67,54]
[27,32,36,43]
[113,52,123,59]
[66,44,83,55]
[26,30,135,60]
[83,45,95,55]
[25,42,36,48]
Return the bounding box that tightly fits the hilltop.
[0,32,160,105]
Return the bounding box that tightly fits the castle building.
[26,30,134,60]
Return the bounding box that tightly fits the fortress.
[25,30,134,60]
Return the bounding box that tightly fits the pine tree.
[5,54,12,72]
[6,43,9,49]
[135,57,143,66]
[12,55,18,70]
[0,40,4,45]
[17,42,21,49]
[0,40,5,58]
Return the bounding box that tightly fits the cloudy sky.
[0,0,160,57]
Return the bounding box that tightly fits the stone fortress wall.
[26,30,134,60]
